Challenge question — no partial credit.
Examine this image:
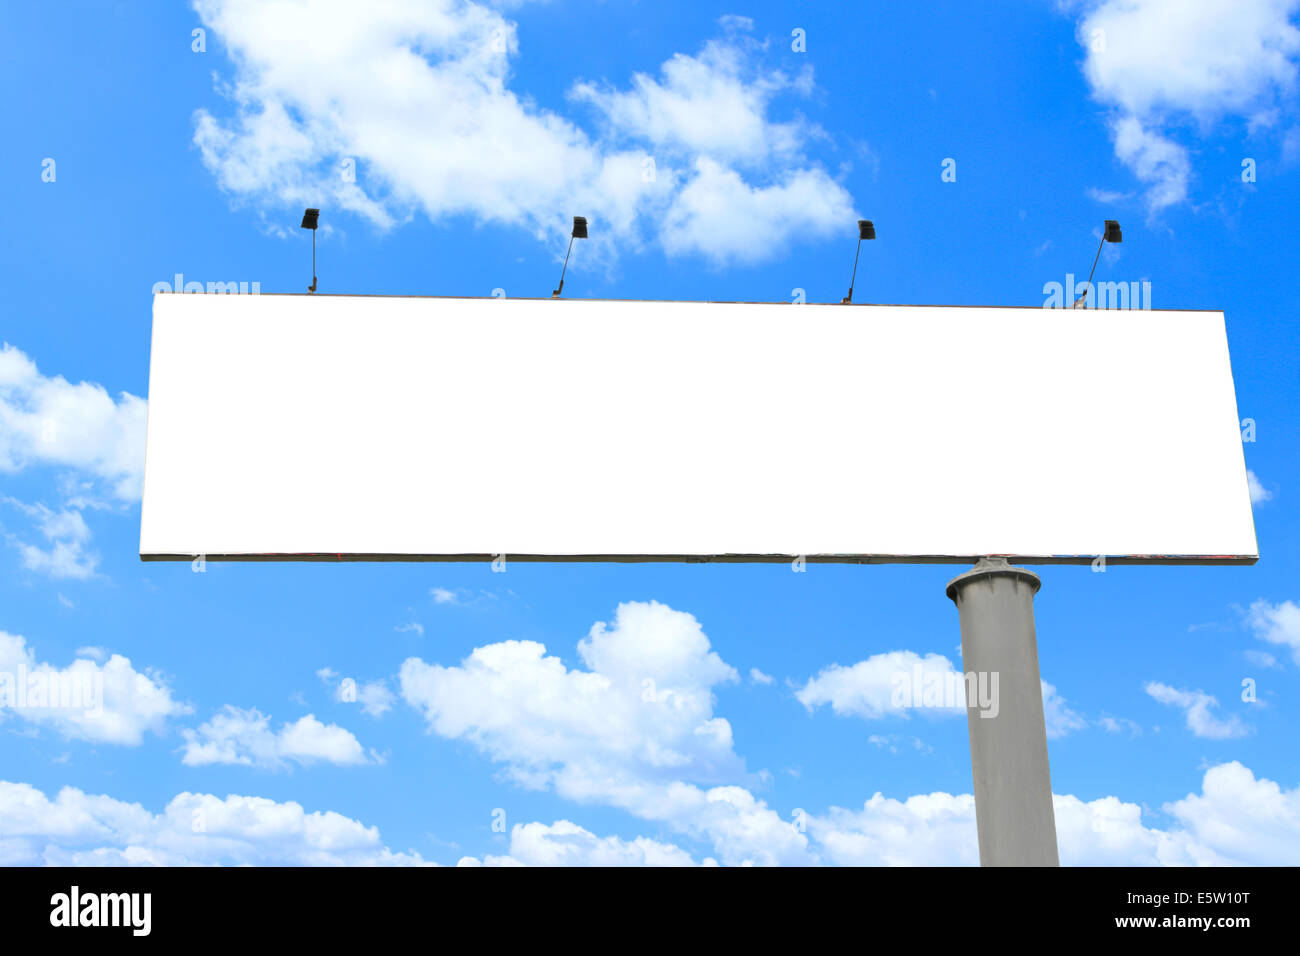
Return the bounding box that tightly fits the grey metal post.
[946,558,1059,866]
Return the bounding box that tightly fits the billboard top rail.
[152,290,1226,312]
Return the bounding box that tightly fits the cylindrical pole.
[946,557,1059,866]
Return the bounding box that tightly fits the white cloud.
[1074,0,1300,214]
[794,651,965,719]
[18,538,99,581]
[748,667,774,685]
[430,587,459,605]
[1086,186,1133,203]
[866,734,931,755]
[1245,649,1278,669]
[0,344,146,501]
[571,35,812,167]
[1144,681,1248,739]
[400,600,813,865]
[1285,124,1300,163]
[191,0,852,266]
[318,669,396,717]
[1109,115,1190,214]
[379,596,1297,866]
[808,789,1175,866]
[1041,680,1088,739]
[1161,760,1300,864]
[401,602,742,786]
[0,780,429,866]
[1247,599,1300,664]
[810,790,979,866]
[0,344,147,579]
[0,631,189,745]
[1098,714,1142,735]
[355,680,395,717]
[661,159,854,266]
[468,820,713,867]
[1051,792,1175,865]
[809,761,1300,866]
[1247,469,1273,503]
[1079,0,1300,118]
[4,499,100,579]
[180,706,372,768]
[8,760,1295,866]
[394,621,424,636]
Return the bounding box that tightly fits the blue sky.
[0,0,1297,865]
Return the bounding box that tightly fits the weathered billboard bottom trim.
[139,552,1259,566]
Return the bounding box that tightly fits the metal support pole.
[552,235,575,298]
[843,238,862,303]
[946,557,1059,866]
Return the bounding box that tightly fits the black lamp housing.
[301,208,320,230]
[858,219,875,241]
[571,216,588,240]
[1103,219,1122,243]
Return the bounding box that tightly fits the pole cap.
[946,557,1041,603]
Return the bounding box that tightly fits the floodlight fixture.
[552,216,588,298]
[1073,220,1122,308]
[301,208,320,294]
[842,219,875,303]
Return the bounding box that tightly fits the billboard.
[139,293,1257,564]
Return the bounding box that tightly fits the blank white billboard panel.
[139,294,1257,564]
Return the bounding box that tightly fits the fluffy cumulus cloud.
[1247,599,1300,664]
[392,599,1300,865]
[809,761,1300,866]
[809,791,980,866]
[1144,681,1249,739]
[1162,761,1300,864]
[797,655,1088,738]
[400,600,814,865]
[467,820,713,867]
[1073,0,1300,214]
[0,344,146,501]
[660,159,853,265]
[0,344,146,580]
[5,759,1294,866]
[191,0,853,265]
[794,651,966,719]
[0,631,189,745]
[4,599,1295,866]
[0,781,429,866]
[571,35,811,166]
[180,706,372,768]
